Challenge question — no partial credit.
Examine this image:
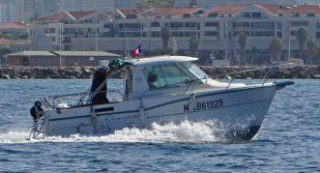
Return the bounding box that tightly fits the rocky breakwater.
[0,66,96,79]
[201,65,320,79]
[1,65,320,79]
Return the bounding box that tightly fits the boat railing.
[219,64,292,89]
[43,89,124,109]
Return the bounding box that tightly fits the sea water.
[0,79,319,172]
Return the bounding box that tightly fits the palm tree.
[161,26,171,52]
[307,40,318,64]
[269,38,283,62]
[237,32,247,65]
[296,27,308,61]
[189,36,200,56]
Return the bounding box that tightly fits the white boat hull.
[42,81,291,141]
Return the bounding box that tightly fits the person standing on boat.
[91,67,111,105]
[91,59,126,105]
[30,101,44,133]
[30,101,44,121]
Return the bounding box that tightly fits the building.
[0,0,141,24]
[4,51,120,66]
[5,51,56,66]
[72,0,115,12]
[33,5,320,64]
[0,22,32,51]
[175,0,319,8]
[115,0,140,8]
[0,0,15,24]
[13,0,61,21]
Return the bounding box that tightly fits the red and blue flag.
[131,43,142,58]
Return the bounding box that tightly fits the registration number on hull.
[183,99,224,112]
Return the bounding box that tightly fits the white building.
[34,5,320,64]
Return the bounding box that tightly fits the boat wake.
[0,120,226,144]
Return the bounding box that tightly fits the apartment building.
[34,5,320,64]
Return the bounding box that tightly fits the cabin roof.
[125,55,198,66]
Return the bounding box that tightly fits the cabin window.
[106,68,129,102]
[142,63,200,90]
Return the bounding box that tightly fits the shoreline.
[1,65,320,79]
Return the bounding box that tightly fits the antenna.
[116,9,129,58]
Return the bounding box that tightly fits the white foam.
[0,120,226,144]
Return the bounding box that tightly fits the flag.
[131,43,142,58]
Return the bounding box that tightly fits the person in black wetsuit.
[30,101,44,121]
[29,101,44,138]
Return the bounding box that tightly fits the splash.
[0,120,226,144]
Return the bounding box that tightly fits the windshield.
[182,62,209,80]
[142,62,202,90]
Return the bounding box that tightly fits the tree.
[137,0,175,9]
[296,27,308,60]
[307,40,318,64]
[237,32,247,65]
[189,36,200,56]
[269,38,283,62]
[161,26,171,52]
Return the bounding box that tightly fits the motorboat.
[31,55,293,141]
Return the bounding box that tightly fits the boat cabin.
[121,55,206,100]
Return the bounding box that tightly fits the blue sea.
[0,79,319,172]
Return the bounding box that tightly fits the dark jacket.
[30,107,43,120]
[91,68,109,105]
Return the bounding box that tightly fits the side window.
[107,69,127,102]
[142,63,196,90]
